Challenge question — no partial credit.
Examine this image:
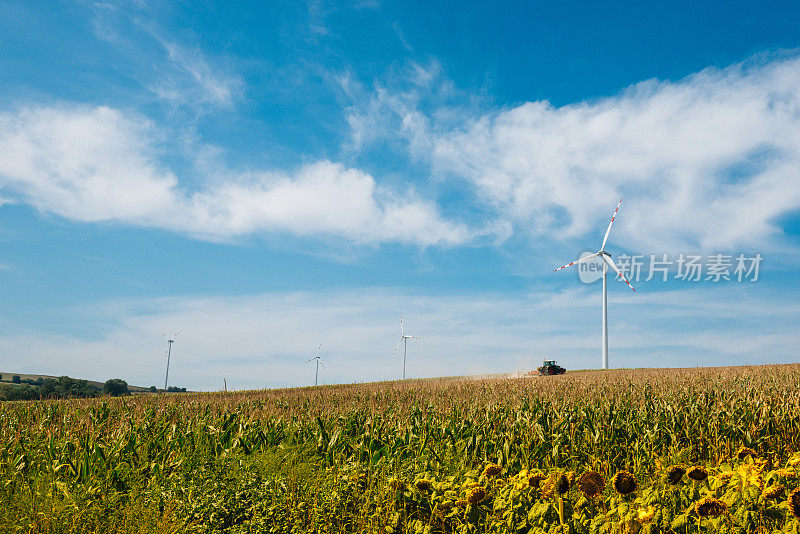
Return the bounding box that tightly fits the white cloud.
[0,105,469,245]
[0,284,795,390]
[432,55,800,252]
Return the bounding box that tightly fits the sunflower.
[435,501,453,514]
[612,470,638,495]
[528,472,545,488]
[695,497,728,518]
[736,446,757,459]
[388,478,405,491]
[483,463,502,477]
[789,488,800,519]
[534,473,552,497]
[467,486,487,505]
[578,471,606,498]
[686,466,708,482]
[666,465,685,485]
[415,479,432,492]
[761,484,784,501]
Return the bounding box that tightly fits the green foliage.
[0,375,100,401]
[103,378,130,397]
[11,375,20,384]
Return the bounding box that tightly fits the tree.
[103,379,129,397]
[11,375,21,384]
[149,385,157,393]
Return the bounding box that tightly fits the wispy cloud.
[149,38,241,108]
[0,104,469,245]
[87,2,242,110]
[339,60,464,155]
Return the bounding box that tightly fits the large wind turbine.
[553,198,636,370]
[391,314,420,380]
[161,330,181,391]
[306,343,324,386]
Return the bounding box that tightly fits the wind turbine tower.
[307,344,324,386]
[161,330,181,390]
[553,198,636,369]
[391,314,421,380]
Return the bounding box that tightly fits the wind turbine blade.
[603,255,637,293]
[318,360,324,367]
[400,314,404,335]
[601,197,623,250]
[173,330,181,338]
[553,252,600,272]
[407,336,422,340]
[391,337,403,356]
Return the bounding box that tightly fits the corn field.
[1,365,800,533]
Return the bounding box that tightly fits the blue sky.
[1,0,799,390]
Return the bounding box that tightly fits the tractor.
[537,359,566,376]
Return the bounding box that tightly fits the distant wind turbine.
[553,198,636,370]
[161,330,181,391]
[391,314,421,380]
[307,343,324,386]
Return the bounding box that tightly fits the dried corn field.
[2,365,800,533]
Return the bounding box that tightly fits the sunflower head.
[612,470,638,495]
[695,497,727,518]
[686,466,709,482]
[578,471,606,498]
[483,463,502,477]
[789,488,800,519]
[762,484,784,501]
[467,486,487,505]
[415,479,433,492]
[736,446,758,460]
[527,472,545,488]
[435,501,453,514]
[666,465,685,485]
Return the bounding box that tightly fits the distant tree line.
[0,376,133,401]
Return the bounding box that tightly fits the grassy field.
[1,365,799,533]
